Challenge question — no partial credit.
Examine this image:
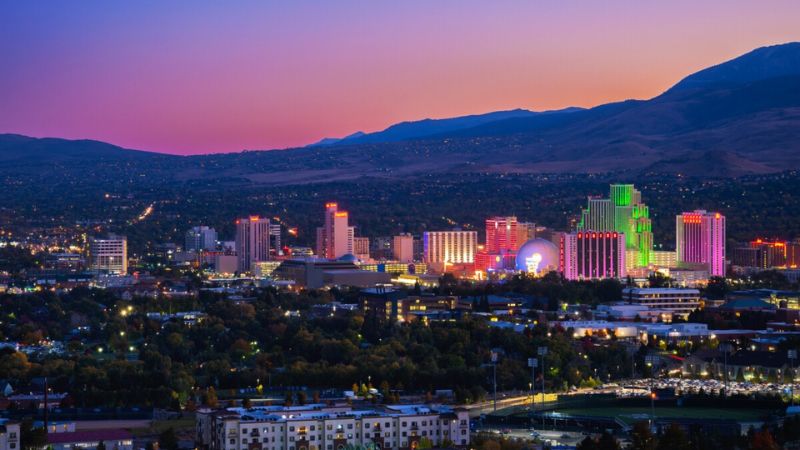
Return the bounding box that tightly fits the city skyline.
[2,1,800,154]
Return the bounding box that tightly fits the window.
[385,422,390,428]
[311,426,316,431]
[230,439,236,445]
[347,424,353,430]
[310,436,315,441]
[242,439,248,444]
[402,432,407,437]
[365,423,370,429]
[263,438,268,443]
[243,429,248,433]
[327,425,333,430]
[402,422,407,427]
[290,427,295,432]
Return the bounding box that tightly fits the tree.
[284,392,294,406]
[418,437,433,449]
[203,386,218,408]
[750,429,779,450]
[597,431,620,450]
[656,424,689,450]
[158,427,179,450]
[628,422,656,450]
[242,398,252,409]
[297,391,307,405]
[20,419,47,450]
[577,436,598,450]
[97,441,106,450]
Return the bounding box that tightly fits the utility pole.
[538,347,548,430]
[790,350,798,406]
[645,355,657,432]
[491,351,498,412]
[720,342,733,397]
[528,358,537,431]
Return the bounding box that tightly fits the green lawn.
[552,406,773,425]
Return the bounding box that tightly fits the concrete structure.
[676,210,726,277]
[559,231,626,280]
[393,234,414,263]
[354,237,370,261]
[360,288,470,323]
[270,224,283,257]
[88,235,128,275]
[316,203,355,260]
[214,254,239,274]
[236,216,271,273]
[186,226,218,251]
[650,250,677,269]
[196,404,470,450]
[0,419,19,450]
[422,231,477,266]
[273,259,390,289]
[515,222,536,247]
[622,287,701,319]
[46,429,133,450]
[577,184,653,268]
[485,216,518,253]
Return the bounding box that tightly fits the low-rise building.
[0,419,20,450]
[196,404,470,450]
[621,287,701,319]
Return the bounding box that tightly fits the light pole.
[719,342,733,397]
[537,347,548,430]
[789,350,798,406]
[645,354,657,431]
[491,351,498,412]
[528,357,538,431]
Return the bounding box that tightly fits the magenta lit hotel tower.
[676,210,726,277]
[559,231,627,280]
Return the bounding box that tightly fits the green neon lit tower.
[578,184,653,267]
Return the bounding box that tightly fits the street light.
[789,350,798,406]
[528,357,538,431]
[645,354,658,431]
[537,347,548,429]
[719,342,734,397]
[491,351,498,412]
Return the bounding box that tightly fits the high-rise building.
[393,233,414,263]
[354,236,370,260]
[578,184,653,268]
[315,202,354,259]
[269,223,282,253]
[515,221,537,245]
[185,226,218,251]
[560,231,627,280]
[732,239,792,268]
[485,216,518,253]
[89,235,128,275]
[423,231,477,264]
[676,210,726,277]
[235,216,271,272]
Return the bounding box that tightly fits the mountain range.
[3,42,800,181]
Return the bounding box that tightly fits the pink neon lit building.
[676,210,726,277]
[559,231,627,280]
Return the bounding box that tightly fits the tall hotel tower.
[676,210,726,277]
[485,216,519,253]
[235,216,271,272]
[577,184,653,268]
[316,202,355,259]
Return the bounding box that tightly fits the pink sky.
[1,1,800,155]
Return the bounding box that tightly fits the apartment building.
[196,404,469,450]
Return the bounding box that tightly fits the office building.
[650,250,677,269]
[393,234,414,263]
[676,210,726,277]
[196,404,470,450]
[185,226,218,251]
[354,237,370,261]
[235,216,271,273]
[559,231,627,280]
[485,216,518,253]
[621,287,701,319]
[578,184,653,268]
[316,203,355,259]
[270,223,282,256]
[515,222,536,245]
[732,239,791,268]
[423,231,477,265]
[88,235,128,275]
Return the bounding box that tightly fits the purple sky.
[1,1,800,155]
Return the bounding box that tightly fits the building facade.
[196,404,469,450]
[559,231,627,280]
[485,216,518,253]
[621,287,701,319]
[676,210,726,277]
[353,237,370,261]
[0,419,19,450]
[578,184,653,268]
[393,234,414,263]
[422,231,477,265]
[236,216,271,273]
[88,235,128,275]
[186,226,218,251]
[316,203,355,259]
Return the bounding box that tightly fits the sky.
[1,1,800,155]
